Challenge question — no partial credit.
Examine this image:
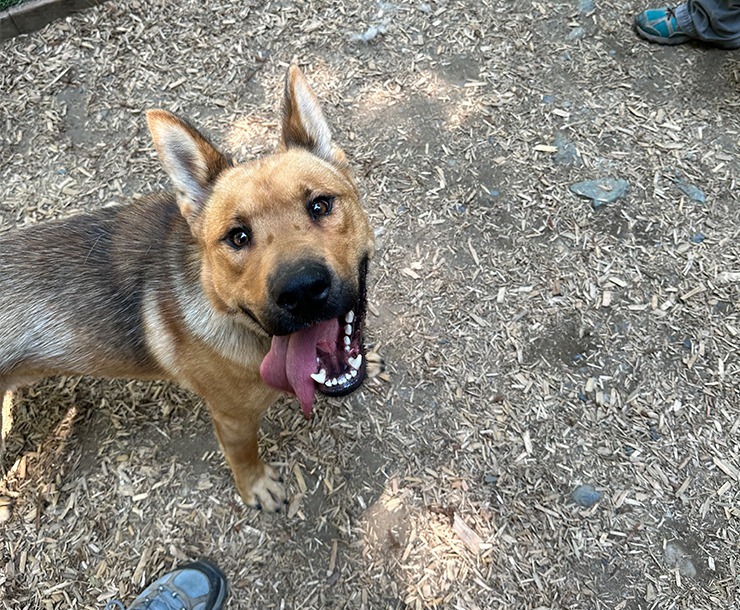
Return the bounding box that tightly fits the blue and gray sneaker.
[635,5,740,49]
[634,6,692,45]
[105,560,227,610]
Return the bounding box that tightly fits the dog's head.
[147,66,374,416]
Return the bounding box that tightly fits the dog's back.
[0,195,186,382]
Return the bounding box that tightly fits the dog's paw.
[240,465,287,512]
[365,350,385,379]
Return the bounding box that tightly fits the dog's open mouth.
[259,273,367,417]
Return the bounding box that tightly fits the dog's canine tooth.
[310,369,326,384]
[345,310,355,324]
[348,354,362,370]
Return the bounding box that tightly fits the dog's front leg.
[203,385,286,511]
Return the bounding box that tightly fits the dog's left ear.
[281,65,347,166]
[147,110,231,225]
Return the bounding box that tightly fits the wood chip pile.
[1,1,738,608]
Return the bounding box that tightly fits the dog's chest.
[143,288,265,377]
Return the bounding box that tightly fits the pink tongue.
[260,319,339,417]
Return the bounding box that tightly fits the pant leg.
[676,0,740,43]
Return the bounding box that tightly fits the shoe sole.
[634,22,691,46]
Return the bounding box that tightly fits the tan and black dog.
[0,66,374,511]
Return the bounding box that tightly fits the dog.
[0,66,374,511]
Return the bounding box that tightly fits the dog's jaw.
[258,259,368,417]
[313,259,368,398]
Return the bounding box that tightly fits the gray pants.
[676,0,740,44]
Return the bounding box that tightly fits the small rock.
[568,27,585,41]
[542,94,555,104]
[570,178,629,208]
[674,180,705,204]
[690,233,705,244]
[682,338,692,350]
[554,133,581,167]
[578,0,594,13]
[350,24,387,43]
[419,2,432,13]
[484,474,499,485]
[664,541,697,578]
[571,484,602,507]
[714,300,731,314]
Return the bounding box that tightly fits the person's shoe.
[634,6,692,45]
[105,560,227,610]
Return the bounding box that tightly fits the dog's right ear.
[146,110,231,225]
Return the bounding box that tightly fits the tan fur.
[0,66,374,511]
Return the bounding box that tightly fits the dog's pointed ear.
[280,65,346,166]
[146,110,231,224]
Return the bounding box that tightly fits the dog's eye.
[307,195,334,221]
[225,227,251,249]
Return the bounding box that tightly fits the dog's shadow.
[1,377,215,490]
[2,378,82,472]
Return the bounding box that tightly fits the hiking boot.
[105,560,227,610]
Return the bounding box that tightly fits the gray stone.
[570,178,629,208]
[554,133,581,167]
[350,23,388,43]
[675,180,706,204]
[664,541,697,578]
[578,0,594,13]
[571,484,603,507]
[568,27,585,41]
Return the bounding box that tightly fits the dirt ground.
[1,1,739,608]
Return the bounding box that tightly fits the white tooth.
[310,370,326,384]
[350,369,357,377]
[345,324,352,335]
[348,354,362,370]
[346,310,355,323]
[344,336,351,346]
[338,375,347,384]
[324,378,333,387]
[330,378,338,386]
[345,346,351,352]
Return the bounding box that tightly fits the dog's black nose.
[272,261,332,320]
